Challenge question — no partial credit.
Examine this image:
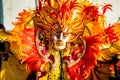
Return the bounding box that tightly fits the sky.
[2,0,120,30]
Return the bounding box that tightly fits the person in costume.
[0,0,120,80]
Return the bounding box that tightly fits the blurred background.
[0,0,37,31]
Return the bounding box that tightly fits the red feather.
[69,0,77,10]
[67,36,101,80]
[105,24,119,43]
[102,3,112,14]
[21,26,45,73]
[83,6,99,20]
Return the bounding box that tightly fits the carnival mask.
[53,23,71,50]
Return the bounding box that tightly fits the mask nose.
[56,32,64,46]
[56,40,64,46]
